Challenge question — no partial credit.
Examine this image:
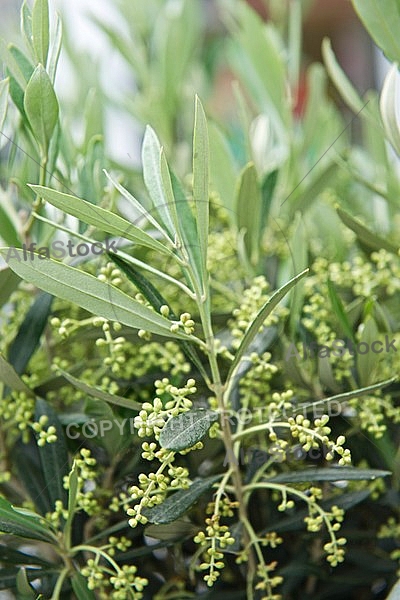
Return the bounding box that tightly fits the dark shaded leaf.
[71,572,97,600]
[13,437,53,515]
[266,467,391,484]
[144,475,220,524]
[8,292,53,375]
[34,398,69,510]
[0,267,20,308]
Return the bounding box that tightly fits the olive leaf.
[159,408,219,451]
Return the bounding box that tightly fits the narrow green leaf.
[0,267,20,308]
[0,497,54,542]
[24,64,59,152]
[357,317,380,386]
[21,2,34,55]
[58,369,141,411]
[47,14,62,84]
[32,0,49,66]
[0,353,33,395]
[34,398,69,510]
[8,292,53,375]
[63,461,79,548]
[29,185,174,258]
[297,376,396,413]
[16,568,37,599]
[0,78,9,145]
[71,572,97,600]
[192,95,209,285]
[266,467,391,484]
[322,38,365,115]
[170,169,203,287]
[159,408,219,451]
[0,40,27,89]
[160,147,180,236]
[289,213,308,335]
[144,475,220,524]
[223,1,289,127]
[6,45,34,119]
[236,162,261,266]
[351,0,400,64]
[142,125,175,238]
[260,169,278,230]
[0,249,189,339]
[380,63,400,156]
[327,279,355,344]
[336,206,398,253]
[0,194,20,246]
[227,269,309,381]
[208,121,237,214]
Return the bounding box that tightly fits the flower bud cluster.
[32,415,57,446]
[194,515,235,586]
[133,378,197,438]
[63,449,102,517]
[170,311,195,335]
[240,352,279,408]
[81,559,148,599]
[254,560,283,600]
[287,414,351,465]
[229,276,288,350]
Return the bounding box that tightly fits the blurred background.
[0,0,391,165]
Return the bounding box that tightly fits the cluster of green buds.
[194,514,235,586]
[32,415,57,446]
[304,501,346,565]
[229,276,287,349]
[255,561,283,600]
[168,309,195,335]
[81,557,148,599]
[63,449,102,516]
[97,262,123,287]
[127,455,190,528]
[133,377,197,438]
[287,414,351,465]
[240,352,279,406]
[0,390,35,443]
[46,499,68,529]
[349,394,395,439]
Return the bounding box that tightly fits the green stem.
[50,567,70,600]
[70,544,121,572]
[191,269,257,580]
[23,153,47,241]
